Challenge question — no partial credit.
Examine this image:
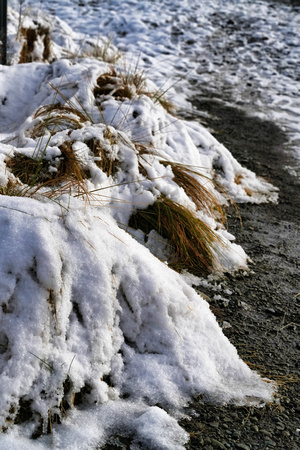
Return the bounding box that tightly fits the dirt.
[178,95,300,449]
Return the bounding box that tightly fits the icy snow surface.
[1,0,295,448]
[20,0,300,169]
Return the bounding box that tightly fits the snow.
[43,0,299,171]
[2,0,295,447]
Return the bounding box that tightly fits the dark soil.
[179,97,300,449]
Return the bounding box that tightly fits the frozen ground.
[0,0,299,449]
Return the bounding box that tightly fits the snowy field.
[23,0,300,170]
[0,0,298,448]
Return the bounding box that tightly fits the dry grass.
[94,66,176,114]
[30,104,90,138]
[94,66,147,101]
[161,160,225,221]
[85,138,119,177]
[0,179,23,196]
[6,141,90,200]
[137,146,227,222]
[6,153,52,186]
[82,39,121,64]
[19,25,51,64]
[128,196,224,276]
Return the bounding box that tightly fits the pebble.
[260,429,273,437]
[232,430,241,438]
[236,444,250,450]
[264,439,276,446]
[210,438,226,449]
[209,421,220,428]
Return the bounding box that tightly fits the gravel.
[179,93,300,450]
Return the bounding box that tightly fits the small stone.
[209,421,220,428]
[236,444,251,450]
[261,429,273,437]
[282,430,290,437]
[252,425,259,432]
[232,430,241,439]
[264,439,276,446]
[210,438,226,449]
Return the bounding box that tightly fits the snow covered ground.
[0,0,298,448]
[20,0,300,169]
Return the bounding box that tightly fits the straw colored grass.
[31,104,90,138]
[6,153,53,186]
[161,160,225,221]
[19,25,51,64]
[129,196,223,275]
[94,67,176,114]
[0,179,23,196]
[94,67,147,101]
[6,142,90,200]
[83,38,121,64]
[85,138,119,177]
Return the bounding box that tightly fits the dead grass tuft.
[161,160,225,222]
[7,141,90,199]
[94,67,147,101]
[85,138,119,177]
[6,153,52,186]
[0,179,23,196]
[83,39,121,64]
[129,196,224,276]
[30,104,90,138]
[94,67,175,114]
[19,26,52,64]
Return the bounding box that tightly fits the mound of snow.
[0,195,273,448]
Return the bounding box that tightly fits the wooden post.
[0,0,7,65]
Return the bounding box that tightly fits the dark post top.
[0,0,7,65]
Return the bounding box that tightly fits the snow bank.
[0,195,273,448]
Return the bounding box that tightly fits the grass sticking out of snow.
[129,196,223,276]
[19,25,52,63]
[81,38,121,64]
[7,141,89,187]
[30,104,89,137]
[94,66,176,114]
[85,137,120,177]
[160,160,225,220]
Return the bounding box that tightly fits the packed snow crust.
[0,3,279,449]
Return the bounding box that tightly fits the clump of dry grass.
[30,104,91,138]
[6,141,90,199]
[94,66,147,101]
[6,153,52,186]
[129,196,224,276]
[93,66,176,114]
[0,179,23,196]
[19,25,52,64]
[160,160,225,221]
[83,38,121,64]
[85,138,119,177]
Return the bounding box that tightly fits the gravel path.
[179,96,300,449]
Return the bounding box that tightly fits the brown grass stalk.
[129,196,224,276]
